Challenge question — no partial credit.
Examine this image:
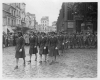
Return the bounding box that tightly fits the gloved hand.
[44,47,46,49]
[62,43,64,45]
[19,49,22,52]
[55,47,58,49]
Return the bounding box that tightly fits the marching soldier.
[42,34,49,62]
[87,33,91,48]
[14,32,25,69]
[63,34,67,50]
[69,34,73,49]
[39,33,48,62]
[73,34,77,48]
[28,32,38,63]
[76,33,79,48]
[83,33,87,48]
[64,34,68,49]
[80,33,83,48]
[49,33,58,61]
[85,33,89,48]
[58,33,64,53]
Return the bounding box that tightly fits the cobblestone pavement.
[2,46,97,78]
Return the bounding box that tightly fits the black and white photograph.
[2,0,98,79]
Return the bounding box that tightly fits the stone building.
[25,12,36,29]
[20,3,26,27]
[56,2,75,33]
[41,16,49,33]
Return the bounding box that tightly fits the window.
[18,3,20,7]
[19,20,20,25]
[13,20,14,26]
[14,11,15,16]
[15,20,16,25]
[19,11,20,17]
[12,20,13,26]
[10,8,12,13]
[67,9,73,20]
[17,3,18,7]
[18,20,20,24]
[12,10,13,15]
[8,18,10,25]
[17,10,19,16]
[16,10,17,16]
[17,19,18,24]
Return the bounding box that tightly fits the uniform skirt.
[29,46,38,55]
[58,42,64,50]
[49,46,59,56]
[42,46,48,55]
[15,48,25,58]
[39,45,44,55]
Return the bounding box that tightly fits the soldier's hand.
[44,47,46,49]
[55,47,58,49]
[19,49,22,52]
[62,43,64,45]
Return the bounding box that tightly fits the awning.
[3,26,14,34]
[7,27,14,33]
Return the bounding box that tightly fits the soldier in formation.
[28,32,38,63]
[14,31,97,69]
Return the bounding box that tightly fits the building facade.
[3,3,16,27]
[52,21,57,32]
[25,12,36,29]
[57,2,95,34]
[57,2,75,33]
[41,16,49,33]
[20,3,26,27]
[14,3,22,27]
[3,3,26,28]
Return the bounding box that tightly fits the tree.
[73,2,97,31]
[73,2,97,21]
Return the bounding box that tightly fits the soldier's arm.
[20,38,25,50]
[35,37,38,46]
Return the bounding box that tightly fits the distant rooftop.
[41,16,49,20]
[27,12,35,16]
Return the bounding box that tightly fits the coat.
[29,36,38,55]
[15,36,25,58]
[24,34,29,44]
[49,36,58,56]
[39,36,48,55]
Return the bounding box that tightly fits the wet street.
[3,46,97,78]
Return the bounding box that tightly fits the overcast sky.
[25,0,63,26]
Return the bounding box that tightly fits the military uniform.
[69,34,73,49]
[73,34,77,48]
[83,34,87,48]
[39,36,48,55]
[64,34,69,49]
[49,35,58,56]
[29,35,38,55]
[15,36,25,58]
[42,36,49,55]
[58,34,64,53]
